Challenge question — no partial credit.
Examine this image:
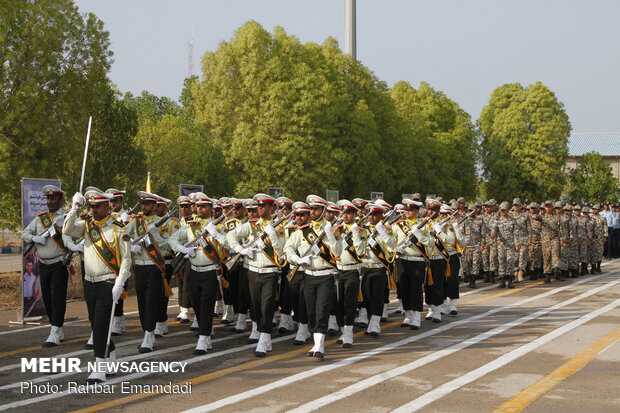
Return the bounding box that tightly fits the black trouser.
[113,281,128,317]
[247,270,279,333]
[134,264,164,332]
[614,228,620,258]
[288,271,308,323]
[157,263,174,322]
[444,254,460,300]
[304,273,334,334]
[362,268,387,317]
[279,265,292,315]
[188,268,218,336]
[39,261,68,327]
[178,262,192,309]
[606,227,614,258]
[399,260,426,312]
[225,264,242,313]
[425,259,447,306]
[84,280,115,358]
[335,270,360,326]
[239,267,252,317]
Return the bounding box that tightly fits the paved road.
[0,254,21,274]
[0,259,619,412]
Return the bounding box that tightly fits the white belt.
[364,263,384,269]
[449,251,459,256]
[165,259,173,265]
[39,256,63,265]
[84,273,116,283]
[190,264,218,273]
[134,259,156,266]
[399,255,426,262]
[337,264,360,271]
[248,265,280,274]
[305,268,335,276]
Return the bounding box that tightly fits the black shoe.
[336,338,343,344]
[314,352,324,360]
[138,346,152,354]
[84,343,94,350]
[498,279,506,288]
[343,343,352,348]
[410,325,420,330]
[248,338,259,344]
[401,322,412,328]
[545,273,551,283]
[560,270,567,281]
[507,277,514,289]
[432,317,441,323]
[221,319,232,325]
[358,322,368,329]
[490,272,496,283]
[193,349,207,355]
[42,341,58,348]
[597,262,602,273]
[468,277,476,289]
[450,310,458,315]
[293,339,306,345]
[111,332,121,337]
[327,328,339,336]
[307,351,314,357]
[254,350,266,358]
[381,317,388,322]
[179,318,190,324]
[484,272,490,283]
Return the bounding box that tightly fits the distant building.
[565,132,620,183]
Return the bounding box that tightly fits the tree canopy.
[567,152,619,203]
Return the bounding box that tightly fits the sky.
[74,0,620,134]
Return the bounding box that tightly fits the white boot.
[431,305,441,322]
[138,331,155,353]
[57,326,64,341]
[178,307,190,323]
[278,313,295,333]
[106,350,117,377]
[111,316,124,336]
[234,313,247,332]
[396,299,404,315]
[214,300,223,316]
[255,332,272,357]
[194,335,211,355]
[402,310,414,328]
[357,308,368,328]
[248,321,260,343]
[43,326,61,347]
[309,333,326,359]
[382,303,389,321]
[84,330,94,349]
[86,357,107,383]
[154,321,167,337]
[411,311,421,330]
[190,318,199,331]
[449,299,458,315]
[342,325,354,348]
[439,300,449,315]
[327,315,339,335]
[272,313,277,327]
[294,323,310,345]
[425,305,435,321]
[221,305,234,324]
[366,315,381,336]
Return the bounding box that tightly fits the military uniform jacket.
[226,217,285,268]
[334,223,366,266]
[539,214,560,241]
[559,215,573,243]
[595,215,608,238]
[63,210,132,283]
[463,215,483,248]
[362,223,395,265]
[392,218,434,258]
[511,211,532,242]
[168,217,224,267]
[481,213,497,247]
[492,216,518,247]
[124,214,170,263]
[438,220,466,253]
[530,213,542,241]
[21,209,73,261]
[284,219,343,271]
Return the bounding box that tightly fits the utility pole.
[188,36,194,77]
[345,0,356,59]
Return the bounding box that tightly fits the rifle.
[115,201,140,222]
[396,211,439,249]
[287,211,345,281]
[23,215,64,256]
[457,209,477,225]
[368,209,403,242]
[225,211,293,270]
[131,206,179,246]
[170,208,234,274]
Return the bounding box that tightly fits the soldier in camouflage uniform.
[527,203,543,280]
[462,202,483,288]
[557,202,573,280]
[591,205,607,273]
[564,204,580,278]
[511,198,531,283]
[536,200,561,283]
[573,205,589,276]
[492,201,519,288]
[481,199,498,283]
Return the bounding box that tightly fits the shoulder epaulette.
[113,221,125,228]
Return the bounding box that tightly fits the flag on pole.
[146,171,151,192]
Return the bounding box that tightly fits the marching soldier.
[557,202,573,281]
[481,200,498,283]
[437,204,465,313]
[425,199,448,322]
[284,195,341,359]
[227,194,285,357]
[511,198,531,283]
[21,185,76,347]
[333,199,366,347]
[154,195,176,336]
[63,188,132,383]
[106,188,127,219]
[527,203,543,280]
[493,202,519,288]
[592,204,607,273]
[537,200,561,283]
[573,205,589,276]
[105,189,129,335]
[168,193,223,354]
[462,202,483,288]
[565,204,580,278]
[124,192,169,352]
[174,196,194,322]
[392,198,432,329]
[275,196,295,334]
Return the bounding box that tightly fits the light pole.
[345,0,356,59]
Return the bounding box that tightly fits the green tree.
[123,91,181,127]
[0,0,113,229]
[479,82,571,202]
[391,81,478,199]
[568,152,619,203]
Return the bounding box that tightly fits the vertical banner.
[268,187,284,198]
[21,178,61,320]
[326,190,339,203]
[370,192,384,201]
[178,184,203,197]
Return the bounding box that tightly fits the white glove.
[239,247,254,258]
[206,222,219,237]
[453,223,463,236]
[111,281,124,304]
[375,223,387,236]
[433,223,443,234]
[70,240,84,252]
[297,256,311,266]
[350,223,359,237]
[130,244,143,254]
[324,222,335,241]
[31,235,46,245]
[264,225,276,238]
[120,213,131,223]
[396,246,405,255]
[412,227,423,239]
[72,192,85,209]
[181,247,196,258]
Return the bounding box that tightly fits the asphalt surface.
[0,259,619,412]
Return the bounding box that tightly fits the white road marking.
[287,276,620,412]
[177,271,617,413]
[392,298,620,412]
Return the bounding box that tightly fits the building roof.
[569,132,620,157]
